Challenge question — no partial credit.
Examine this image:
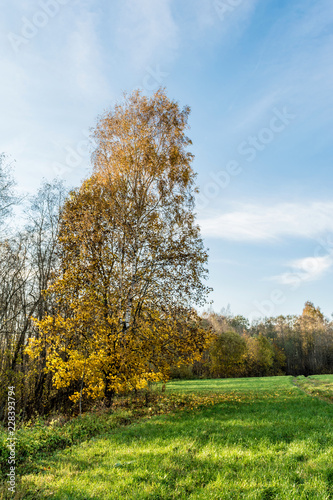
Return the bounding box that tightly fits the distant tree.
[301,301,324,322]
[209,330,246,378]
[219,304,232,317]
[0,154,16,230]
[295,302,329,375]
[229,315,250,334]
[245,334,275,376]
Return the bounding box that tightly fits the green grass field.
[3,375,333,499]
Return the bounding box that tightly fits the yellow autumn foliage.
[26,89,211,405]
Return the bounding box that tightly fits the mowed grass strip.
[13,377,333,499]
[295,374,333,403]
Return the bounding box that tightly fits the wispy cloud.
[66,11,110,100]
[270,255,333,286]
[115,0,179,71]
[217,0,333,142]
[212,0,260,30]
[198,202,333,241]
[0,1,111,192]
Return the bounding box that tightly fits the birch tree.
[28,89,211,406]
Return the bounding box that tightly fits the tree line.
[171,302,333,379]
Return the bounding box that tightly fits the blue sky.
[1,0,333,319]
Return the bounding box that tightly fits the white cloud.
[270,255,333,286]
[198,202,333,241]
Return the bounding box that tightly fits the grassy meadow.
[1,375,333,499]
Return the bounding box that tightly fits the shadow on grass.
[22,391,333,499]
